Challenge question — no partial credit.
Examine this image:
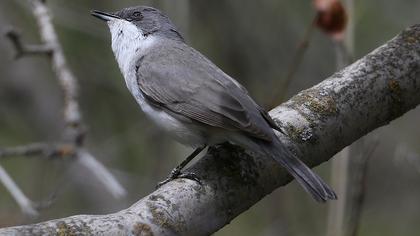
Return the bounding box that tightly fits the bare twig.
[0,165,38,217]
[326,147,350,236]
[326,1,354,235]
[27,0,82,138]
[268,18,316,108]
[26,0,125,197]
[347,138,379,236]
[334,40,353,69]
[77,150,127,199]
[0,0,126,212]
[0,143,76,160]
[4,28,52,59]
[326,40,353,236]
[0,142,72,216]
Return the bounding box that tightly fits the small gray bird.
[91,6,336,202]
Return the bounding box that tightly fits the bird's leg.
[156,146,206,188]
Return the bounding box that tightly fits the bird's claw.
[178,172,202,185]
[156,171,201,189]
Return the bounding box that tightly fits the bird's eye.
[133,11,143,19]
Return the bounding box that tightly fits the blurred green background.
[0,0,420,235]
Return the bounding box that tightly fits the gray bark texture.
[1,24,420,236]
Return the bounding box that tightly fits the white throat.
[107,19,156,79]
[107,18,157,103]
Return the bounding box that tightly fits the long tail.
[260,139,337,202]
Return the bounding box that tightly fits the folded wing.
[136,42,274,142]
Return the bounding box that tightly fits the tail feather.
[261,140,337,202]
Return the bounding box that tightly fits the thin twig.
[334,40,353,69]
[0,164,38,217]
[347,138,379,236]
[326,47,352,236]
[27,0,82,140]
[4,28,52,59]
[25,0,125,197]
[326,1,354,235]
[268,18,316,109]
[0,143,76,160]
[0,0,127,209]
[326,146,350,236]
[77,150,127,199]
[26,0,125,195]
[0,142,73,216]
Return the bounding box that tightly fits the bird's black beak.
[91,10,120,22]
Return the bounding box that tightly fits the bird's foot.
[156,168,201,189]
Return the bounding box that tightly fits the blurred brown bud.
[314,0,348,41]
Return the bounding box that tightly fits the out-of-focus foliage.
[0,0,419,235]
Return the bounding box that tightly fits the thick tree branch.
[1,24,419,236]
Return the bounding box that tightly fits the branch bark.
[1,23,420,236]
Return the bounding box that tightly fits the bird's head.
[91,6,184,42]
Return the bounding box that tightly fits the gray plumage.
[137,40,275,142]
[92,6,337,202]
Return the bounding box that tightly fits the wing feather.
[136,42,274,141]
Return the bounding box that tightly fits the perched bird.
[91,6,337,202]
